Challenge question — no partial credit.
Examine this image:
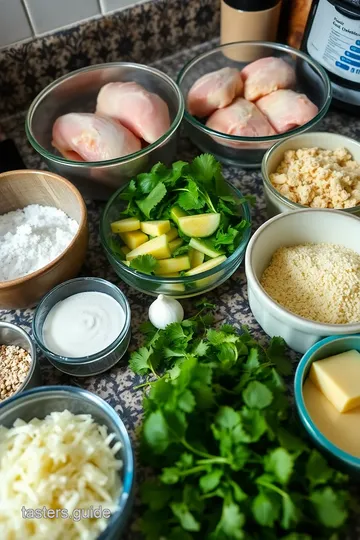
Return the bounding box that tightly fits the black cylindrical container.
[302,0,360,114]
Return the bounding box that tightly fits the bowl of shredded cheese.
[245,208,360,353]
[261,132,360,218]
[0,385,134,539]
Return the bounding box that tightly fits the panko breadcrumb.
[260,243,360,325]
[270,147,360,209]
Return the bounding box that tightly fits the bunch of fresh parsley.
[130,304,352,539]
[111,154,252,274]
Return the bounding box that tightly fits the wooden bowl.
[0,170,88,309]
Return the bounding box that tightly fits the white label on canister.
[307,0,360,83]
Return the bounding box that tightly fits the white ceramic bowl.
[261,132,360,218]
[245,209,360,353]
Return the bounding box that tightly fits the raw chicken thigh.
[256,89,318,134]
[206,98,275,144]
[241,57,296,102]
[187,67,243,117]
[52,113,141,161]
[96,82,171,144]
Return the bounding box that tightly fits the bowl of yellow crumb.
[261,132,360,218]
[245,208,360,353]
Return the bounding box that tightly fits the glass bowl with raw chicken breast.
[26,63,184,200]
[177,42,332,168]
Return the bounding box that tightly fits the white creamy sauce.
[43,291,125,357]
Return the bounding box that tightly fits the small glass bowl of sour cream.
[33,277,131,376]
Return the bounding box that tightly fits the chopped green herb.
[130,307,352,539]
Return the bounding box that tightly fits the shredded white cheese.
[0,410,123,540]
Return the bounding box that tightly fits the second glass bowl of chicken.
[100,183,251,298]
[26,63,184,200]
[177,42,331,168]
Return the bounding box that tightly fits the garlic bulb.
[148,294,184,329]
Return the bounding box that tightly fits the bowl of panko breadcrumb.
[245,208,360,354]
[261,132,360,218]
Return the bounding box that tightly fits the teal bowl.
[295,334,360,473]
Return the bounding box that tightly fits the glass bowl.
[33,277,131,377]
[177,42,332,169]
[0,322,42,403]
[0,385,134,539]
[26,63,184,200]
[261,131,360,218]
[100,182,251,298]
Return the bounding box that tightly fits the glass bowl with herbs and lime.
[100,154,252,297]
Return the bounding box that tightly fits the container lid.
[223,0,281,10]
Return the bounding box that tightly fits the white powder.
[0,205,79,281]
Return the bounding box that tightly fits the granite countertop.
[1,40,359,536]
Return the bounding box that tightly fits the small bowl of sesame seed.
[0,322,41,403]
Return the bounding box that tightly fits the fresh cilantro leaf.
[171,245,190,257]
[306,450,333,486]
[108,236,125,258]
[170,502,200,532]
[195,298,216,310]
[212,500,245,539]
[141,479,172,510]
[264,448,294,485]
[136,182,167,218]
[277,427,307,452]
[130,254,158,274]
[310,487,348,528]
[267,337,293,376]
[137,172,159,194]
[252,492,280,527]
[207,329,238,345]
[190,154,220,186]
[177,178,206,211]
[139,509,168,540]
[244,347,260,371]
[143,410,170,454]
[281,494,300,529]
[237,408,267,442]
[178,389,196,413]
[243,381,273,409]
[192,340,209,357]
[129,347,153,375]
[199,469,223,493]
[228,480,247,502]
[161,467,180,484]
[119,178,137,201]
[215,406,240,430]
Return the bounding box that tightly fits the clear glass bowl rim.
[25,62,185,168]
[176,41,332,142]
[100,181,252,283]
[261,131,360,214]
[32,277,131,364]
[0,384,134,539]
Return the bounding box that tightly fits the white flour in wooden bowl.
[0,205,78,281]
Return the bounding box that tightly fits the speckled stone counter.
[0,41,359,537]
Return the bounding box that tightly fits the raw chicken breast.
[256,90,318,134]
[206,98,275,148]
[187,67,243,117]
[241,57,296,102]
[52,113,141,161]
[96,82,171,144]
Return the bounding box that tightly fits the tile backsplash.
[0,0,144,48]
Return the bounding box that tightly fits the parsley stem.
[257,479,289,499]
[196,457,229,465]
[180,438,224,461]
[178,465,208,477]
